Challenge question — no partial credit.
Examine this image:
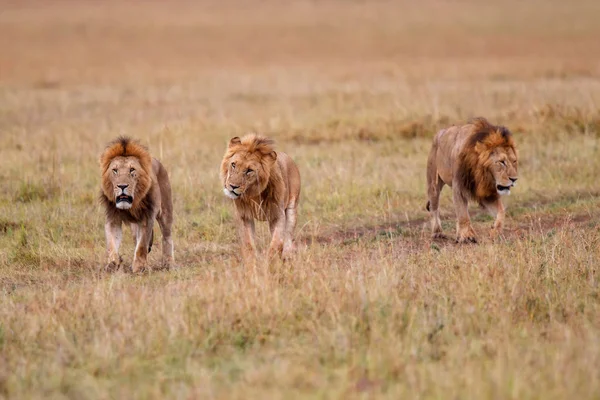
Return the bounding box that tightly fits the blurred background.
[2,0,599,85]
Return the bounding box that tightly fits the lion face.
[106,156,144,209]
[223,152,267,199]
[221,135,277,200]
[488,147,518,195]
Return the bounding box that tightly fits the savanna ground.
[1,0,600,398]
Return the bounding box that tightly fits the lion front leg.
[484,198,505,240]
[132,219,154,273]
[238,216,257,269]
[105,220,123,271]
[453,187,477,244]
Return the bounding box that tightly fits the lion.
[426,117,518,243]
[99,136,174,272]
[220,133,301,267]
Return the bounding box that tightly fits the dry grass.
[1,0,600,398]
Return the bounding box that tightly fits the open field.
[1,0,600,398]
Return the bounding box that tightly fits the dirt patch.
[301,218,426,246]
[302,209,598,248]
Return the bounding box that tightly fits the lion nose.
[229,184,240,190]
[117,184,129,190]
[509,178,518,183]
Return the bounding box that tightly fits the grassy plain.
[1,0,600,398]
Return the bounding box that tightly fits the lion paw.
[105,261,119,272]
[456,225,478,244]
[282,243,296,261]
[456,235,478,244]
[131,260,147,274]
[432,232,448,240]
[104,256,123,272]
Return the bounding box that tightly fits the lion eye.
[500,160,507,166]
[246,168,253,175]
[130,168,135,173]
[112,168,118,175]
[231,163,236,169]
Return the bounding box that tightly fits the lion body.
[221,134,301,266]
[100,137,174,272]
[426,118,518,243]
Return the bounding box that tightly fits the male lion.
[220,133,301,266]
[426,117,518,243]
[99,137,174,272]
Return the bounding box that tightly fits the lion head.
[220,134,277,200]
[100,136,153,211]
[458,118,518,202]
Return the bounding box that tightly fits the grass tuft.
[13,181,60,203]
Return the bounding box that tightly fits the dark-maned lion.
[99,137,174,272]
[426,117,518,243]
[220,133,301,267]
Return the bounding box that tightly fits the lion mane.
[100,137,154,221]
[220,134,285,220]
[455,117,516,205]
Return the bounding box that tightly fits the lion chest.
[236,198,276,222]
[249,202,270,221]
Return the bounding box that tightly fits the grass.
[1,0,600,398]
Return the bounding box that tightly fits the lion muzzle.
[496,184,513,196]
[223,183,242,200]
[115,186,134,209]
[223,187,241,200]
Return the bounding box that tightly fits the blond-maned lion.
[426,117,518,243]
[220,133,301,266]
[99,136,174,272]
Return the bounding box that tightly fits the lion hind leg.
[131,222,153,256]
[282,204,298,259]
[427,174,446,239]
[157,213,174,268]
[453,187,477,244]
[148,229,154,253]
[268,213,286,261]
[132,220,154,273]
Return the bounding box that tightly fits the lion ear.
[228,137,241,148]
[264,151,277,165]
